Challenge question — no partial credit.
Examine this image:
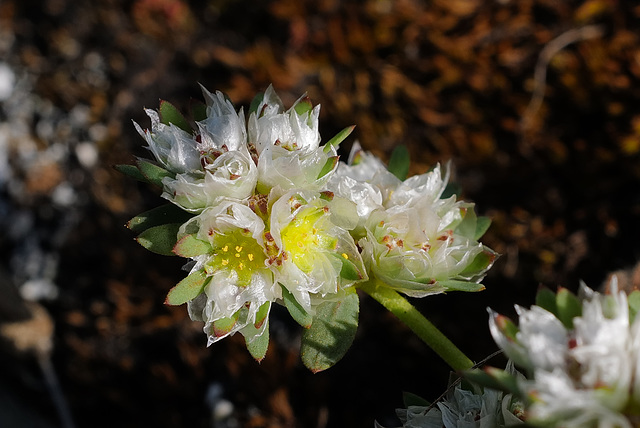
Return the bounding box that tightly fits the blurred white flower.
[489,279,640,427]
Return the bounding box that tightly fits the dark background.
[1,0,640,427]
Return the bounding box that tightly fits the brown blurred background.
[1,0,640,427]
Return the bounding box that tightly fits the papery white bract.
[268,189,366,313]
[489,279,640,428]
[248,85,338,193]
[134,109,201,174]
[358,164,494,297]
[180,200,279,345]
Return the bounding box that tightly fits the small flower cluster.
[487,279,640,427]
[123,85,495,364]
[378,362,525,428]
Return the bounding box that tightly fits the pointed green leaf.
[456,207,477,239]
[493,313,519,342]
[402,392,430,408]
[249,92,264,115]
[387,145,410,181]
[317,156,339,179]
[459,249,497,278]
[535,286,558,315]
[629,291,640,323]
[254,302,270,329]
[114,164,148,182]
[136,158,174,188]
[474,216,492,240]
[190,99,207,122]
[136,223,181,256]
[159,100,192,133]
[331,253,363,281]
[281,284,313,328]
[245,320,270,362]
[165,269,209,306]
[212,312,239,338]
[173,234,212,258]
[323,125,355,153]
[127,203,194,234]
[556,287,582,329]
[293,96,313,116]
[300,288,359,373]
[438,279,485,292]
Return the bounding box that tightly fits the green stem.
[359,279,474,372]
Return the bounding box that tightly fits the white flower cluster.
[489,279,640,427]
[133,85,495,348]
[377,367,524,428]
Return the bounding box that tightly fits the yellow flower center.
[206,229,266,287]
[281,207,336,273]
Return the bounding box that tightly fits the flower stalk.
[359,278,474,372]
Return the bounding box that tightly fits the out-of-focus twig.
[0,293,76,428]
[520,25,605,133]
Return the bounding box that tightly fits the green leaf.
[456,207,477,239]
[535,286,558,315]
[330,253,363,281]
[159,100,192,133]
[190,99,207,122]
[249,92,264,115]
[165,269,209,306]
[556,287,582,329]
[127,203,194,234]
[459,249,497,278]
[300,288,359,372]
[281,284,313,328]
[323,125,356,153]
[317,156,339,179]
[494,313,519,341]
[402,391,430,408]
[387,145,410,181]
[114,164,148,182]
[245,319,270,362]
[136,158,174,188]
[212,312,239,338]
[173,234,212,257]
[438,279,485,292]
[293,95,313,116]
[629,290,640,323]
[136,223,181,256]
[474,216,492,240]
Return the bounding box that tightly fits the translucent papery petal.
[197,87,247,151]
[330,174,382,218]
[389,163,449,208]
[515,305,568,372]
[249,109,321,155]
[361,200,487,295]
[255,84,285,118]
[395,406,443,428]
[571,289,632,409]
[525,369,632,428]
[257,145,335,193]
[196,110,247,152]
[134,109,200,173]
[487,309,532,370]
[162,151,257,212]
[179,200,264,243]
[269,190,364,312]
